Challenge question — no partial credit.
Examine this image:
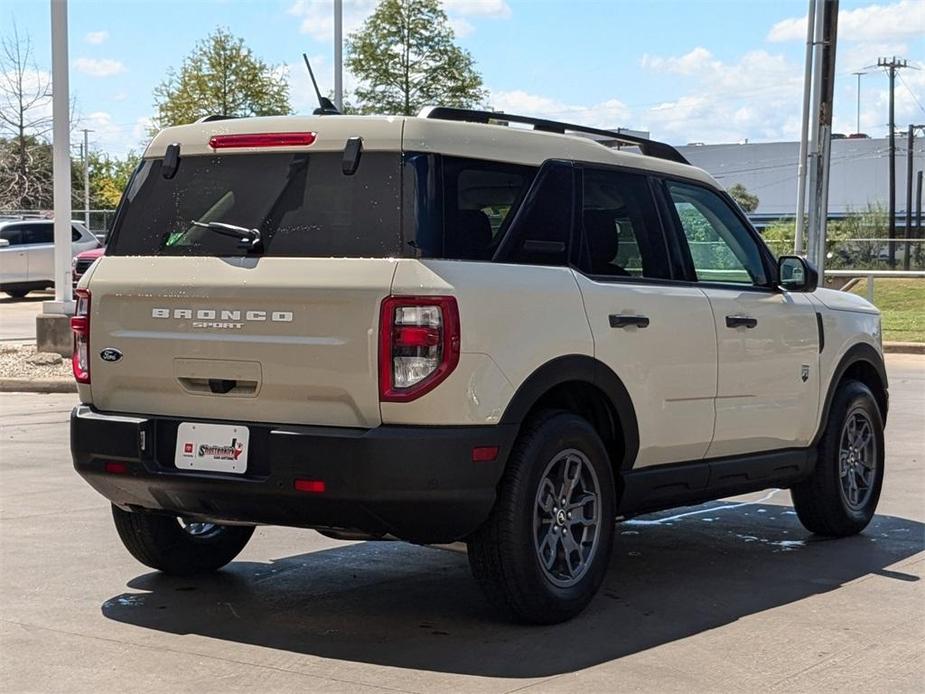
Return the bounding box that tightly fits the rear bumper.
[71,406,516,543]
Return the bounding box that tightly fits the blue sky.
[5,0,924,156]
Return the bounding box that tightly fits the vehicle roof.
[0,219,88,227]
[145,114,719,189]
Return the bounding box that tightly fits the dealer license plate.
[174,422,249,474]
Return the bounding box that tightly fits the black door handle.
[609,314,650,329]
[725,315,757,329]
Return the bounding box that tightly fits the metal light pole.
[794,0,816,255]
[334,0,343,112]
[49,0,72,312]
[37,0,74,354]
[851,71,866,135]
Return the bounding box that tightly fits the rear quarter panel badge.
[100,348,123,363]
[801,364,810,382]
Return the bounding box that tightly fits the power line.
[897,72,925,115]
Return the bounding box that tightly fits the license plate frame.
[174,422,249,474]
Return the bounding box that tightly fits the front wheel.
[467,411,615,624]
[111,505,254,575]
[791,380,885,537]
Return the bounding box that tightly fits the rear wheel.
[791,380,884,536]
[3,287,29,299]
[111,505,254,575]
[467,411,615,624]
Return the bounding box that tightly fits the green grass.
[848,278,925,343]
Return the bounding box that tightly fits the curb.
[883,342,925,355]
[0,378,76,394]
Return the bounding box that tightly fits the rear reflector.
[294,479,326,493]
[471,446,499,462]
[104,462,127,474]
[209,132,317,149]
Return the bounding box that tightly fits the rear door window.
[22,225,53,245]
[578,168,670,279]
[107,152,403,258]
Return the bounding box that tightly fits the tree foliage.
[153,27,291,128]
[0,24,53,209]
[346,0,486,115]
[728,183,759,213]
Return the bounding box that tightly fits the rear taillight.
[71,289,91,384]
[379,296,460,402]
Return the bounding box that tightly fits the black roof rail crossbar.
[419,106,689,165]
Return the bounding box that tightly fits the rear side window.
[409,155,536,261]
[71,227,83,242]
[578,169,669,279]
[107,152,402,258]
[22,225,53,245]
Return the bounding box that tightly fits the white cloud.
[287,0,510,40]
[488,90,630,129]
[768,0,925,43]
[450,16,475,38]
[84,31,109,45]
[78,112,154,157]
[443,0,511,18]
[288,0,378,41]
[75,58,126,78]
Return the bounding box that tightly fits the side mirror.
[778,255,818,292]
[0,238,9,248]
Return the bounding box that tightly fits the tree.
[346,0,486,115]
[0,23,53,209]
[728,183,759,213]
[153,28,291,128]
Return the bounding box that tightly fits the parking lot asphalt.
[0,292,51,341]
[1,354,923,693]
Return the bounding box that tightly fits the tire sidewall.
[508,413,615,614]
[823,382,885,527]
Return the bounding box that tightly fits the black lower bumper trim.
[71,406,516,543]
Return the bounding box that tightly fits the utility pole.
[334,0,343,112]
[81,128,93,228]
[878,56,909,268]
[905,124,924,271]
[851,71,866,135]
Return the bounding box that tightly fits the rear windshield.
[107,152,402,257]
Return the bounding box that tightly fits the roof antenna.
[303,53,340,115]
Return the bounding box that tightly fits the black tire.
[791,380,884,537]
[467,410,615,624]
[4,288,28,299]
[111,505,254,576]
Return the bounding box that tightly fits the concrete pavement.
[0,292,51,341]
[1,355,923,693]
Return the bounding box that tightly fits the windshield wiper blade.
[191,221,263,251]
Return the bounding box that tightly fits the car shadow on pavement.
[101,501,924,678]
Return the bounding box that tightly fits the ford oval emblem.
[100,348,123,363]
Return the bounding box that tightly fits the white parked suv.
[71,108,888,623]
[0,219,100,298]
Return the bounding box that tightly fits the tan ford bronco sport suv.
[71,107,888,624]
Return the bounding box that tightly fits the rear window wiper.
[190,221,263,252]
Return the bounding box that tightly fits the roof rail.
[418,106,689,165]
[196,114,237,123]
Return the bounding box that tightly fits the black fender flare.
[812,342,888,446]
[499,354,640,470]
